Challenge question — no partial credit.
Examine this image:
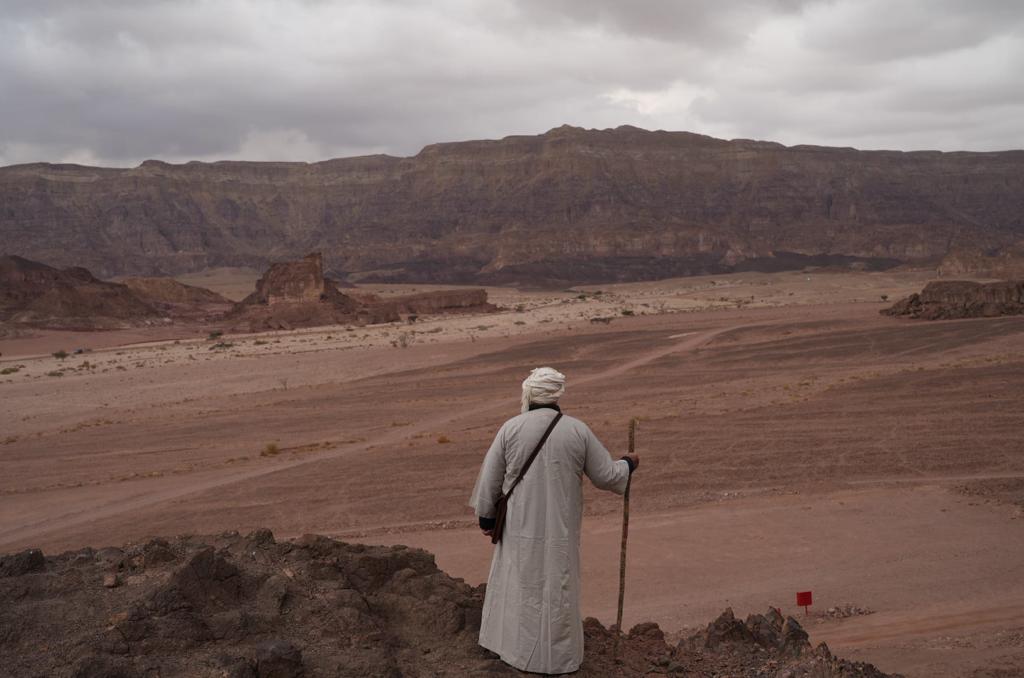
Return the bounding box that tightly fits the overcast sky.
[2,0,1023,167]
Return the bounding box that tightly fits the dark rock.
[256,575,290,617]
[627,621,665,642]
[95,547,126,569]
[255,639,304,678]
[705,607,755,648]
[247,528,276,545]
[0,548,44,577]
[779,616,812,657]
[745,612,781,648]
[72,656,139,678]
[765,606,785,630]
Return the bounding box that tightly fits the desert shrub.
[253,339,268,345]
[209,342,234,350]
[880,294,889,302]
[47,370,64,377]
[436,435,451,444]
[260,442,280,457]
[0,366,20,375]
[514,320,526,325]
[207,330,223,340]
[621,309,635,316]
[53,350,68,361]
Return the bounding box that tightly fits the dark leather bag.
[491,412,563,545]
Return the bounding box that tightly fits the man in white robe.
[469,367,639,674]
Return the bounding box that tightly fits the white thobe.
[468,408,631,675]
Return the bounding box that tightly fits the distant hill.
[2,125,1023,285]
[119,277,231,305]
[0,255,231,329]
[0,255,159,329]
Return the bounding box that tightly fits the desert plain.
[1,268,1022,678]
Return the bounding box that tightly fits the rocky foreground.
[0,532,896,677]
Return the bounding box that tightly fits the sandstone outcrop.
[3,125,1022,284]
[883,280,1024,319]
[0,532,898,677]
[229,253,494,331]
[0,255,160,329]
[242,253,353,306]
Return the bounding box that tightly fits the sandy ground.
[1,269,1022,677]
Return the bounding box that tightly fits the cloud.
[1,0,1022,167]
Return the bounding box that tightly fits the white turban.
[521,367,566,413]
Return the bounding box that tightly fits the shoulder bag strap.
[503,412,562,500]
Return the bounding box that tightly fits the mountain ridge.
[3,125,1023,284]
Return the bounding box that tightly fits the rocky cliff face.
[3,125,1023,284]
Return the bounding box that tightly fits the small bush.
[53,350,68,361]
[436,435,451,444]
[880,294,889,302]
[209,342,234,350]
[260,442,280,457]
[208,331,223,340]
[621,309,635,316]
[0,366,20,375]
[47,370,64,377]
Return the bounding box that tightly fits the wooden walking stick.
[615,417,637,655]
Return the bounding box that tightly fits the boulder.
[0,548,45,577]
[705,607,755,648]
[254,639,304,678]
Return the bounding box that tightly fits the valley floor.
[1,269,1022,677]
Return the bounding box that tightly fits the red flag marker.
[796,591,813,615]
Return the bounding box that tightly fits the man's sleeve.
[582,425,630,495]
[468,425,507,518]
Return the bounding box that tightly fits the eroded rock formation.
[883,280,1024,319]
[0,532,898,677]
[3,125,1022,284]
[229,253,494,332]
